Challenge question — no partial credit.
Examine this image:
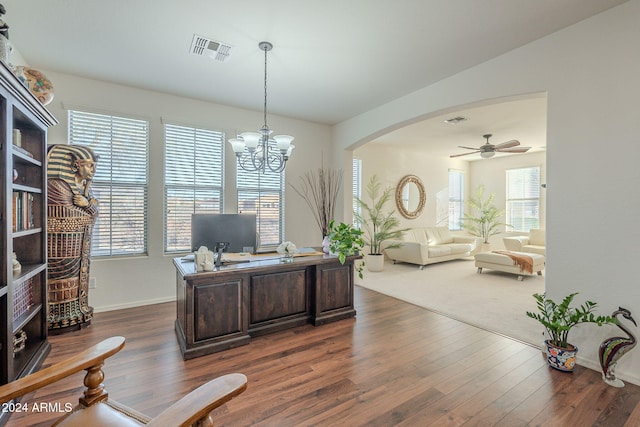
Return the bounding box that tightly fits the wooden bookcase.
[0,61,57,421]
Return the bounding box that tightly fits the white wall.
[334,1,640,384]
[41,71,332,312]
[353,144,469,231]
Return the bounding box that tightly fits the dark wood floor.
[7,286,640,426]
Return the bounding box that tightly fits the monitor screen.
[191,214,258,253]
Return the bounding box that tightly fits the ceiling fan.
[450,134,531,158]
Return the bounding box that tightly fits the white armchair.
[503,228,545,255]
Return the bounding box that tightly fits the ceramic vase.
[545,340,577,372]
[322,236,330,254]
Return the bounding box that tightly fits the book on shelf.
[12,191,34,232]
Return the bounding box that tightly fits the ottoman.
[474,251,545,281]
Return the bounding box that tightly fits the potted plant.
[327,220,365,279]
[460,184,506,246]
[526,292,616,372]
[353,175,408,272]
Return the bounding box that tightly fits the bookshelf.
[0,60,57,423]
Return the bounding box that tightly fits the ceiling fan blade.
[496,146,531,153]
[450,151,480,158]
[457,145,479,150]
[493,139,520,149]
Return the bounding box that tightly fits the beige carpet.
[355,257,545,347]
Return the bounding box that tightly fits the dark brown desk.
[173,253,357,359]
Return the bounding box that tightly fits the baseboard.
[93,296,176,313]
[577,355,640,387]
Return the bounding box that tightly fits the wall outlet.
[89,278,97,289]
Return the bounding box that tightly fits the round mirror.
[395,175,426,219]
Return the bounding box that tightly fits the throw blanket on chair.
[492,251,534,274]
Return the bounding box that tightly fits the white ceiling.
[1,0,627,156]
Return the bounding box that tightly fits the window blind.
[352,158,362,227]
[164,124,224,253]
[448,169,464,230]
[69,110,149,257]
[236,141,285,248]
[506,166,540,231]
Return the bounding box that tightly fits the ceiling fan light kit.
[450,133,531,159]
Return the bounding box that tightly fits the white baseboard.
[92,296,176,313]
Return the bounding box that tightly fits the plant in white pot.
[353,175,408,272]
[526,292,616,372]
[460,184,506,246]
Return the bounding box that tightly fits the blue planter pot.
[545,340,577,372]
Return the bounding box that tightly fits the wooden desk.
[174,254,357,359]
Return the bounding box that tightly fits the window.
[506,166,541,232]
[236,143,285,248]
[69,110,149,257]
[448,169,464,230]
[164,124,224,253]
[352,158,362,226]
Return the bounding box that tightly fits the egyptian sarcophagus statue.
[47,144,98,332]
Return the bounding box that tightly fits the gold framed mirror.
[395,175,426,219]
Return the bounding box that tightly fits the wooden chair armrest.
[147,373,247,427]
[0,336,125,404]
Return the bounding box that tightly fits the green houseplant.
[526,292,615,371]
[327,220,365,279]
[353,175,408,271]
[461,184,506,244]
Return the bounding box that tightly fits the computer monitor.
[191,213,258,253]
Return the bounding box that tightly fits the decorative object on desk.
[13,330,26,356]
[526,292,616,372]
[12,252,20,274]
[47,144,99,332]
[15,66,54,106]
[277,241,297,262]
[353,174,408,272]
[289,165,343,246]
[460,184,506,244]
[599,307,637,388]
[327,219,365,279]
[194,246,215,271]
[12,128,21,146]
[228,41,294,173]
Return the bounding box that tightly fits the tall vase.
[322,236,330,254]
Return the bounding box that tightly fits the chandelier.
[228,41,294,173]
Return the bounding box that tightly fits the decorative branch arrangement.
[290,167,343,238]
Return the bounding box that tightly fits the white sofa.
[502,228,545,255]
[383,227,482,270]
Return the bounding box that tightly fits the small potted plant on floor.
[526,292,615,372]
[327,219,365,279]
[353,175,408,272]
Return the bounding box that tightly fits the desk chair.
[0,336,247,426]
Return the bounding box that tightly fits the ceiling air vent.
[190,34,233,62]
[444,116,468,124]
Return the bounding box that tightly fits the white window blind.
[506,166,540,232]
[236,143,285,248]
[164,124,224,253]
[352,158,362,227]
[448,169,464,230]
[69,110,149,257]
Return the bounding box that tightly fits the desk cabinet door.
[194,280,243,342]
